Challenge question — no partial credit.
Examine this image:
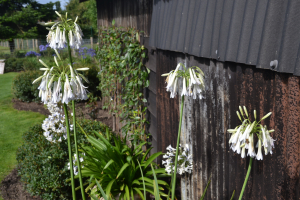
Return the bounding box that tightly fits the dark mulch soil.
[0,99,114,200]
[0,169,41,200]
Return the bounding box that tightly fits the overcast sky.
[35,0,68,10]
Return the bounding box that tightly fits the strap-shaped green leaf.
[151,164,160,200]
[145,168,166,176]
[137,177,168,185]
[230,190,235,200]
[137,160,146,200]
[199,175,211,200]
[95,179,108,200]
[93,130,112,148]
[141,147,153,162]
[142,152,162,168]
[103,159,114,170]
[132,180,141,186]
[125,185,130,200]
[106,179,115,197]
[87,136,107,151]
[116,163,129,178]
[133,188,145,200]
[134,142,147,154]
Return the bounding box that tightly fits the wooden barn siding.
[96,0,153,36]
[156,49,300,200]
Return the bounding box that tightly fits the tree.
[65,0,97,37]
[0,0,59,53]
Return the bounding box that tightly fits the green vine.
[96,21,149,144]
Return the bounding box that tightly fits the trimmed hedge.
[12,70,42,102]
[16,119,112,200]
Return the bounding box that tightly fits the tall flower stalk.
[162,63,205,200]
[227,106,275,200]
[33,11,87,200]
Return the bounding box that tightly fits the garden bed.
[0,168,41,200]
[12,99,113,130]
[0,99,114,200]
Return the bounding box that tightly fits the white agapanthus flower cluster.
[228,106,275,160]
[162,144,193,175]
[68,153,85,175]
[162,63,205,99]
[45,11,83,49]
[33,52,89,104]
[42,102,72,142]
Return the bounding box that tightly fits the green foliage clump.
[96,23,149,143]
[79,129,169,199]
[16,119,112,200]
[12,70,42,102]
[4,57,25,72]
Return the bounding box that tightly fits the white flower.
[264,128,275,155]
[45,12,83,49]
[181,78,188,96]
[163,144,192,175]
[170,77,178,98]
[75,76,88,100]
[256,139,263,160]
[247,134,256,158]
[241,146,246,158]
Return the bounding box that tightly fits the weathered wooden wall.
[96,0,153,36]
[156,49,300,200]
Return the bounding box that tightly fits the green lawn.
[0,72,45,199]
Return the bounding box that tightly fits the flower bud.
[55,11,62,18]
[261,112,272,120]
[76,68,89,71]
[243,106,248,117]
[254,110,257,120]
[239,106,244,116]
[54,56,59,67]
[39,59,49,68]
[32,75,45,84]
[236,111,242,121]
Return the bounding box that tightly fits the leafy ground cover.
[0,72,45,199]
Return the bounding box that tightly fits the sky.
[35,0,68,10]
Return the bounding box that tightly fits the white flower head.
[228,106,275,160]
[45,12,83,49]
[163,144,192,175]
[162,63,205,99]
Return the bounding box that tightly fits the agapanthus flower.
[68,153,85,175]
[162,63,205,99]
[41,102,72,143]
[45,12,83,49]
[32,50,89,104]
[228,106,275,160]
[162,144,193,175]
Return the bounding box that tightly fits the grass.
[0,72,45,199]
[0,46,10,54]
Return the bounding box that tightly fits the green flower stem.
[65,34,86,200]
[171,95,184,200]
[239,157,253,200]
[72,100,86,200]
[63,103,76,200]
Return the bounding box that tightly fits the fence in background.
[0,37,98,53]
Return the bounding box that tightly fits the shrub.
[12,70,42,102]
[4,57,25,72]
[16,119,112,200]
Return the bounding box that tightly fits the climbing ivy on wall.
[96,21,149,144]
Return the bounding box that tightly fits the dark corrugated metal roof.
[149,0,300,76]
